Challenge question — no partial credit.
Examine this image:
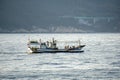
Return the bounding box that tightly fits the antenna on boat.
[78,39,81,46]
[28,36,30,41]
[39,39,41,43]
[52,37,54,42]
[27,36,30,48]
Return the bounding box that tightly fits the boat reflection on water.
[27,38,85,53]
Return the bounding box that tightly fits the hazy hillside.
[0,0,120,33]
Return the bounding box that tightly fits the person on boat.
[72,46,75,49]
[65,45,69,50]
[46,41,49,47]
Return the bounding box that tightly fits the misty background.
[0,0,120,33]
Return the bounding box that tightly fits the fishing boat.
[27,38,85,53]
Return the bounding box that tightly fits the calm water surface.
[0,33,120,80]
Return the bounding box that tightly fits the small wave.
[13,58,24,60]
[0,75,16,79]
[111,61,120,67]
[56,66,72,68]
[43,62,63,65]
[0,51,27,54]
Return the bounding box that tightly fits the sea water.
[0,33,120,80]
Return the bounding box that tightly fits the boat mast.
[78,40,81,46]
[27,38,30,48]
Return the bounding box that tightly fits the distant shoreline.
[0,32,120,34]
